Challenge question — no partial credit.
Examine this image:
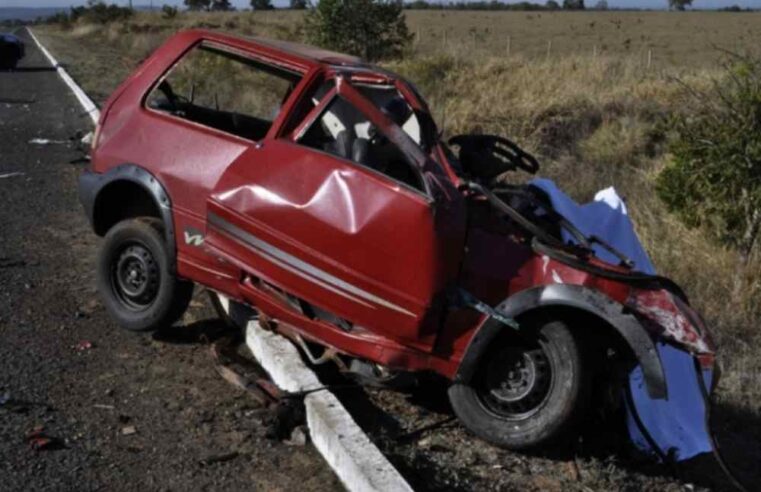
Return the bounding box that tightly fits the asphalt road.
[0,28,340,491]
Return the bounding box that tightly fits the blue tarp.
[531,178,713,461]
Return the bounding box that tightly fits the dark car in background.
[0,33,25,69]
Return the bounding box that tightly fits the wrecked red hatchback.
[79,30,718,457]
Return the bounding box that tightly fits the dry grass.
[33,10,761,481]
[404,10,761,68]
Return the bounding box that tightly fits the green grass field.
[33,10,761,489]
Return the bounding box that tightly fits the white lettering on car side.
[184,230,204,247]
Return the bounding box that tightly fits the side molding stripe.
[208,212,416,318]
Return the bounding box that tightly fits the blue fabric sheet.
[530,178,713,461]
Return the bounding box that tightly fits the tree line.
[183,0,309,10]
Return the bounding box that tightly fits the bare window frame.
[142,40,305,144]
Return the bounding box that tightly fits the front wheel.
[97,217,193,332]
[449,320,588,450]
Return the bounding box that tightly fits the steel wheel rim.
[477,343,554,420]
[111,242,159,311]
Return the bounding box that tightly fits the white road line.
[245,322,414,492]
[26,27,100,126]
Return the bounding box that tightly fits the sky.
[1,0,760,9]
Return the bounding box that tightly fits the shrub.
[184,0,211,10]
[162,5,179,19]
[211,0,234,10]
[668,0,693,11]
[657,54,761,266]
[69,2,133,24]
[251,0,274,10]
[562,0,585,10]
[304,0,412,61]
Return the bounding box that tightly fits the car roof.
[250,36,366,66]
[178,29,369,71]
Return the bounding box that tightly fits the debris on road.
[210,336,281,408]
[284,426,308,447]
[93,404,115,410]
[73,340,93,351]
[120,425,137,436]
[26,426,61,451]
[80,131,93,146]
[75,299,99,318]
[199,451,239,466]
[210,335,309,444]
[28,138,67,146]
[0,172,24,179]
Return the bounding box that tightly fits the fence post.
[546,40,552,59]
[647,49,652,70]
[507,36,511,56]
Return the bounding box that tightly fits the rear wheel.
[97,217,193,332]
[449,320,588,449]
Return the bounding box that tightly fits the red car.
[79,30,716,452]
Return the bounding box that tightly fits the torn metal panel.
[628,287,714,356]
[533,181,717,462]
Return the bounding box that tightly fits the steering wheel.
[449,134,540,179]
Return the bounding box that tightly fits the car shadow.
[522,397,760,491]
[161,313,759,490]
[698,402,761,490]
[307,363,483,491]
[328,369,760,491]
[152,318,234,345]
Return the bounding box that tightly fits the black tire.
[449,320,588,450]
[97,217,193,332]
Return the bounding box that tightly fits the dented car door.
[205,75,467,349]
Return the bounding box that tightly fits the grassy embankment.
[34,9,761,466]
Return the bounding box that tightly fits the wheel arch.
[454,284,667,400]
[79,164,176,262]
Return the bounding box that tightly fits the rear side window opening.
[145,43,302,141]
